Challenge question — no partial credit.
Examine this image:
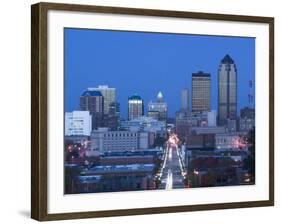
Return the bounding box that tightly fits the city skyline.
[64,28,255,118]
[64,28,256,194]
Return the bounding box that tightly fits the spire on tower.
[157,91,163,102]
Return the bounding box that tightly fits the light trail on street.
[159,133,185,190]
[165,169,173,190]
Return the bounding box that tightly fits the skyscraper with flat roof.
[192,71,211,113]
[128,94,144,120]
[218,54,237,126]
[80,90,104,129]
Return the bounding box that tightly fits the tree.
[201,172,216,187]
[243,127,255,183]
[66,150,79,162]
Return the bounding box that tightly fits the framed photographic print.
[31,2,274,221]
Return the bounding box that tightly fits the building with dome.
[148,91,168,123]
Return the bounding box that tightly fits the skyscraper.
[192,71,211,113]
[88,85,116,114]
[108,101,120,117]
[103,101,120,131]
[128,94,144,120]
[80,90,104,129]
[181,88,190,111]
[218,54,237,126]
[148,91,168,122]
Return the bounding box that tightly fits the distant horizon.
[64,28,255,118]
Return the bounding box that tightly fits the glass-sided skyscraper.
[192,71,211,113]
[128,94,144,120]
[88,85,116,115]
[218,54,237,126]
[80,90,104,130]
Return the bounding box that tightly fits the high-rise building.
[128,94,144,120]
[147,92,168,123]
[108,101,120,118]
[80,90,104,129]
[218,55,237,126]
[192,71,211,113]
[88,85,116,115]
[103,101,120,131]
[65,111,92,136]
[181,88,190,111]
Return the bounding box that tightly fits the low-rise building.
[239,117,255,132]
[147,111,160,120]
[121,116,166,137]
[175,111,218,140]
[185,126,225,149]
[65,163,156,194]
[65,111,92,136]
[186,134,215,148]
[239,107,255,132]
[185,148,250,187]
[175,111,199,139]
[207,110,217,127]
[190,126,226,135]
[89,128,149,155]
[227,119,238,132]
[215,132,247,149]
[76,164,156,193]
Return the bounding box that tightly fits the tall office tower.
[87,85,116,114]
[218,54,237,126]
[104,101,120,130]
[192,71,211,113]
[108,101,120,117]
[181,88,190,111]
[80,90,104,130]
[128,94,144,120]
[148,91,168,122]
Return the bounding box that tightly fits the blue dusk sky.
[64,28,255,118]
